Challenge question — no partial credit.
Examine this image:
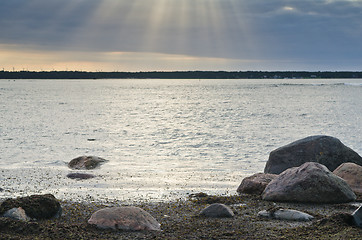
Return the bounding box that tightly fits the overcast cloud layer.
[1,0,362,71]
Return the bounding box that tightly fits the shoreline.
[1,194,361,239]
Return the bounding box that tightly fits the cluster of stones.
[1,135,361,231]
[237,135,362,225]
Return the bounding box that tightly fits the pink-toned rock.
[333,162,362,197]
[262,162,356,203]
[237,173,277,195]
[68,156,107,170]
[88,207,161,231]
[264,135,362,174]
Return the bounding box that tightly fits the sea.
[0,78,361,203]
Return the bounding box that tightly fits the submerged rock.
[262,162,356,203]
[264,135,362,174]
[237,173,277,195]
[258,207,314,221]
[0,194,62,220]
[66,172,96,180]
[199,203,234,218]
[88,207,161,231]
[68,156,107,170]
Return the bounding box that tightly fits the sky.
[1,0,362,72]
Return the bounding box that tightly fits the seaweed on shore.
[0,194,361,240]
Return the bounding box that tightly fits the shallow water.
[0,78,361,202]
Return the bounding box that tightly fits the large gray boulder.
[264,135,362,174]
[333,162,362,198]
[237,173,277,195]
[262,162,356,203]
[88,207,161,231]
[68,156,107,170]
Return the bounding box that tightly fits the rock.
[264,135,362,174]
[258,207,314,221]
[88,207,161,231]
[68,156,107,170]
[352,206,362,227]
[237,173,277,195]
[199,203,234,218]
[0,187,3,192]
[333,162,362,197]
[0,194,62,220]
[2,207,31,221]
[262,162,356,203]
[66,172,96,180]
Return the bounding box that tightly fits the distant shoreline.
[1,70,362,79]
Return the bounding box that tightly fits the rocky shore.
[0,193,361,240]
[1,135,362,239]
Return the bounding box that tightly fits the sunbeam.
[2,0,362,71]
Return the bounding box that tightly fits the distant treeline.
[0,70,362,79]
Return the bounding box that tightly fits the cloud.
[1,0,362,70]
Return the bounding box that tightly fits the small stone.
[3,207,31,221]
[199,203,234,218]
[88,207,161,231]
[352,206,362,227]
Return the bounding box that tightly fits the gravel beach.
[1,194,361,239]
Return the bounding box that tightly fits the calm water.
[0,78,361,202]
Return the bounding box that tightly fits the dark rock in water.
[0,187,3,192]
[68,156,107,170]
[88,207,161,231]
[0,194,62,220]
[67,172,96,180]
[264,135,362,174]
[199,203,234,218]
[262,162,356,203]
[352,206,362,228]
[333,162,362,198]
[237,173,277,195]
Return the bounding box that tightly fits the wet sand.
[0,194,361,240]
